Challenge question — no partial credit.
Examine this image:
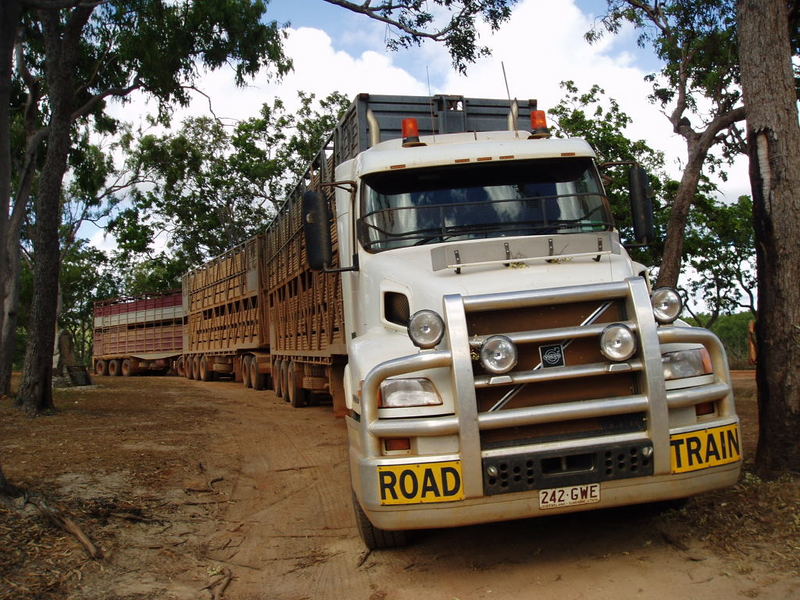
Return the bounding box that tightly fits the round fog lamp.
[408,309,445,349]
[651,287,682,324]
[480,335,518,374]
[600,324,637,361]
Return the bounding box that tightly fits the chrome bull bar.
[359,277,733,500]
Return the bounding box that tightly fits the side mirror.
[629,166,655,245]
[303,191,333,271]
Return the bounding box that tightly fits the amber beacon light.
[529,110,551,139]
[402,118,425,147]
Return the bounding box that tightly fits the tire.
[95,359,107,376]
[175,356,185,377]
[121,358,137,377]
[352,490,409,550]
[241,356,252,388]
[274,359,285,399]
[191,355,200,380]
[199,355,213,381]
[185,356,195,379]
[108,359,122,376]
[280,360,290,402]
[288,361,308,408]
[250,357,266,390]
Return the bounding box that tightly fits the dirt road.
[1,373,798,599]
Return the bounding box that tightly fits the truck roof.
[354,132,596,176]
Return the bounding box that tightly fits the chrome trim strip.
[443,294,483,499]
[475,359,643,388]
[469,321,638,348]
[444,249,613,271]
[462,281,630,312]
[478,395,649,430]
[666,382,731,409]
[665,374,715,390]
[627,278,670,474]
[482,431,650,459]
[369,415,459,438]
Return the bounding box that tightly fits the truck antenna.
[426,66,436,143]
[501,61,519,138]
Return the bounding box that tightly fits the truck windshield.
[359,157,612,251]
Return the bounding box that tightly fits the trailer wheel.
[250,357,267,390]
[191,355,200,380]
[184,356,194,379]
[199,355,214,381]
[288,361,308,408]
[241,356,252,388]
[95,359,108,376]
[352,490,409,550]
[121,358,137,377]
[175,356,185,377]
[274,359,285,399]
[108,359,122,376]
[280,360,290,401]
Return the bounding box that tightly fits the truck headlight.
[480,335,518,374]
[651,287,682,324]
[599,324,637,361]
[379,378,443,408]
[662,348,712,380]
[408,310,445,349]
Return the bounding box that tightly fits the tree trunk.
[655,144,707,288]
[0,0,22,396]
[0,243,21,395]
[737,0,800,475]
[17,7,90,414]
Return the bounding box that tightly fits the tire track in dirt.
[177,377,798,600]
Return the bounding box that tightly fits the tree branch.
[70,81,140,121]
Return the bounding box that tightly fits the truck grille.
[460,281,649,450]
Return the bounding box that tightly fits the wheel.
[352,490,408,550]
[288,361,308,408]
[121,358,137,377]
[241,356,252,388]
[274,359,285,399]
[191,355,200,380]
[108,359,122,376]
[280,360,290,402]
[199,355,213,381]
[95,359,107,376]
[185,356,195,379]
[175,356,185,377]
[250,357,266,390]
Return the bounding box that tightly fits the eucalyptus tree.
[323,0,516,72]
[111,91,350,271]
[586,0,746,289]
[0,0,291,414]
[737,0,800,474]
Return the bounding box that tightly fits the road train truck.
[92,291,185,376]
[295,94,741,548]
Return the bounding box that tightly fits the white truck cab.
[302,95,740,549]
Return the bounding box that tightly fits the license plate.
[377,460,464,505]
[539,483,600,510]
[670,423,741,473]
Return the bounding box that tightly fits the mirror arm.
[318,180,360,273]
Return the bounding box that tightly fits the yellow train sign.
[670,423,741,474]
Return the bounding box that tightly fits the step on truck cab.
[300,94,741,549]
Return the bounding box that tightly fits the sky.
[94,0,751,252]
